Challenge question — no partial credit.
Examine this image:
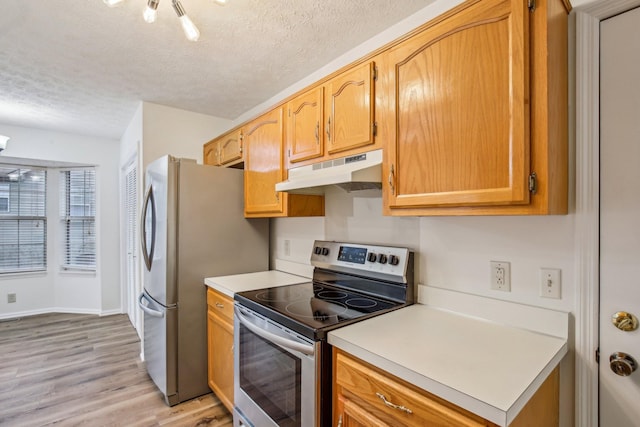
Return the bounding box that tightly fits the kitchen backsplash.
[272,186,575,314]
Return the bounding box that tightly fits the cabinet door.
[207,308,215,390]
[385,0,530,208]
[203,130,244,167]
[244,108,286,215]
[218,130,244,166]
[287,86,324,163]
[336,395,391,427]
[326,61,376,155]
[208,310,234,412]
[203,140,221,166]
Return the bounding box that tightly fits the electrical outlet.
[490,261,511,291]
[284,239,291,256]
[7,293,16,303]
[540,268,561,299]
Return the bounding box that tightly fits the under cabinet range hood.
[275,149,382,195]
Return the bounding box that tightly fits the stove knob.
[389,255,400,266]
[367,252,377,263]
[314,246,322,255]
[321,247,330,256]
[378,254,388,264]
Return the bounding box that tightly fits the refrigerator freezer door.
[139,290,178,405]
[143,155,177,307]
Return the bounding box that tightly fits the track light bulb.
[103,0,125,7]
[143,0,160,23]
[172,1,200,41]
[179,15,200,41]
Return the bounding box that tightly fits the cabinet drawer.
[207,288,234,322]
[335,350,493,427]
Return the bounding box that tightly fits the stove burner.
[255,288,304,302]
[345,298,377,308]
[285,299,348,321]
[317,290,348,300]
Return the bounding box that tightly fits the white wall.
[140,102,232,169]
[0,123,120,317]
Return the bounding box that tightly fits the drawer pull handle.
[376,392,413,414]
[215,302,224,309]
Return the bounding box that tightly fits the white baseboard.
[0,307,103,320]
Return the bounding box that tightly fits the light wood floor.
[0,312,233,427]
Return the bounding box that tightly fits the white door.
[124,160,140,330]
[600,6,640,426]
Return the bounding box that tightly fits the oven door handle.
[235,306,315,356]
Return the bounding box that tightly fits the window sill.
[59,269,97,277]
[0,270,47,280]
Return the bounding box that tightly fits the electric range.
[233,240,415,427]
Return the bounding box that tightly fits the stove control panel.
[310,240,412,283]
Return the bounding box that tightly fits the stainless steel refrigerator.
[138,155,268,406]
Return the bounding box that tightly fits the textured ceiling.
[0,0,437,140]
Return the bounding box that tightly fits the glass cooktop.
[234,281,403,340]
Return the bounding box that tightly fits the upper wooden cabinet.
[286,61,378,166]
[203,129,244,168]
[381,0,569,215]
[244,107,324,218]
[287,86,324,163]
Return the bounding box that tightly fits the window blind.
[60,169,96,270]
[0,167,47,273]
[125,164,137,286]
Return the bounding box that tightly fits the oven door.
[234,304,317,427]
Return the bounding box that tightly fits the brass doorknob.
[610,352,638,377]
[612,311,638,331]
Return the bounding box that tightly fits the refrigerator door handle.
[141,185,156,271]
[138,293,164,318]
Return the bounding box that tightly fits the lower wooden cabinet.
[206,288,234,412]
[333,349,559,427]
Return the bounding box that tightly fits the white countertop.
[328,287,568,426]
[204,270,310,298]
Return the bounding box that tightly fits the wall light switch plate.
[540,268,561,299]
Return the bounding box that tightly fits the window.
[0,167,47,274]
[60,169,96,271]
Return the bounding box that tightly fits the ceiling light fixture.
[103,0,228,42]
